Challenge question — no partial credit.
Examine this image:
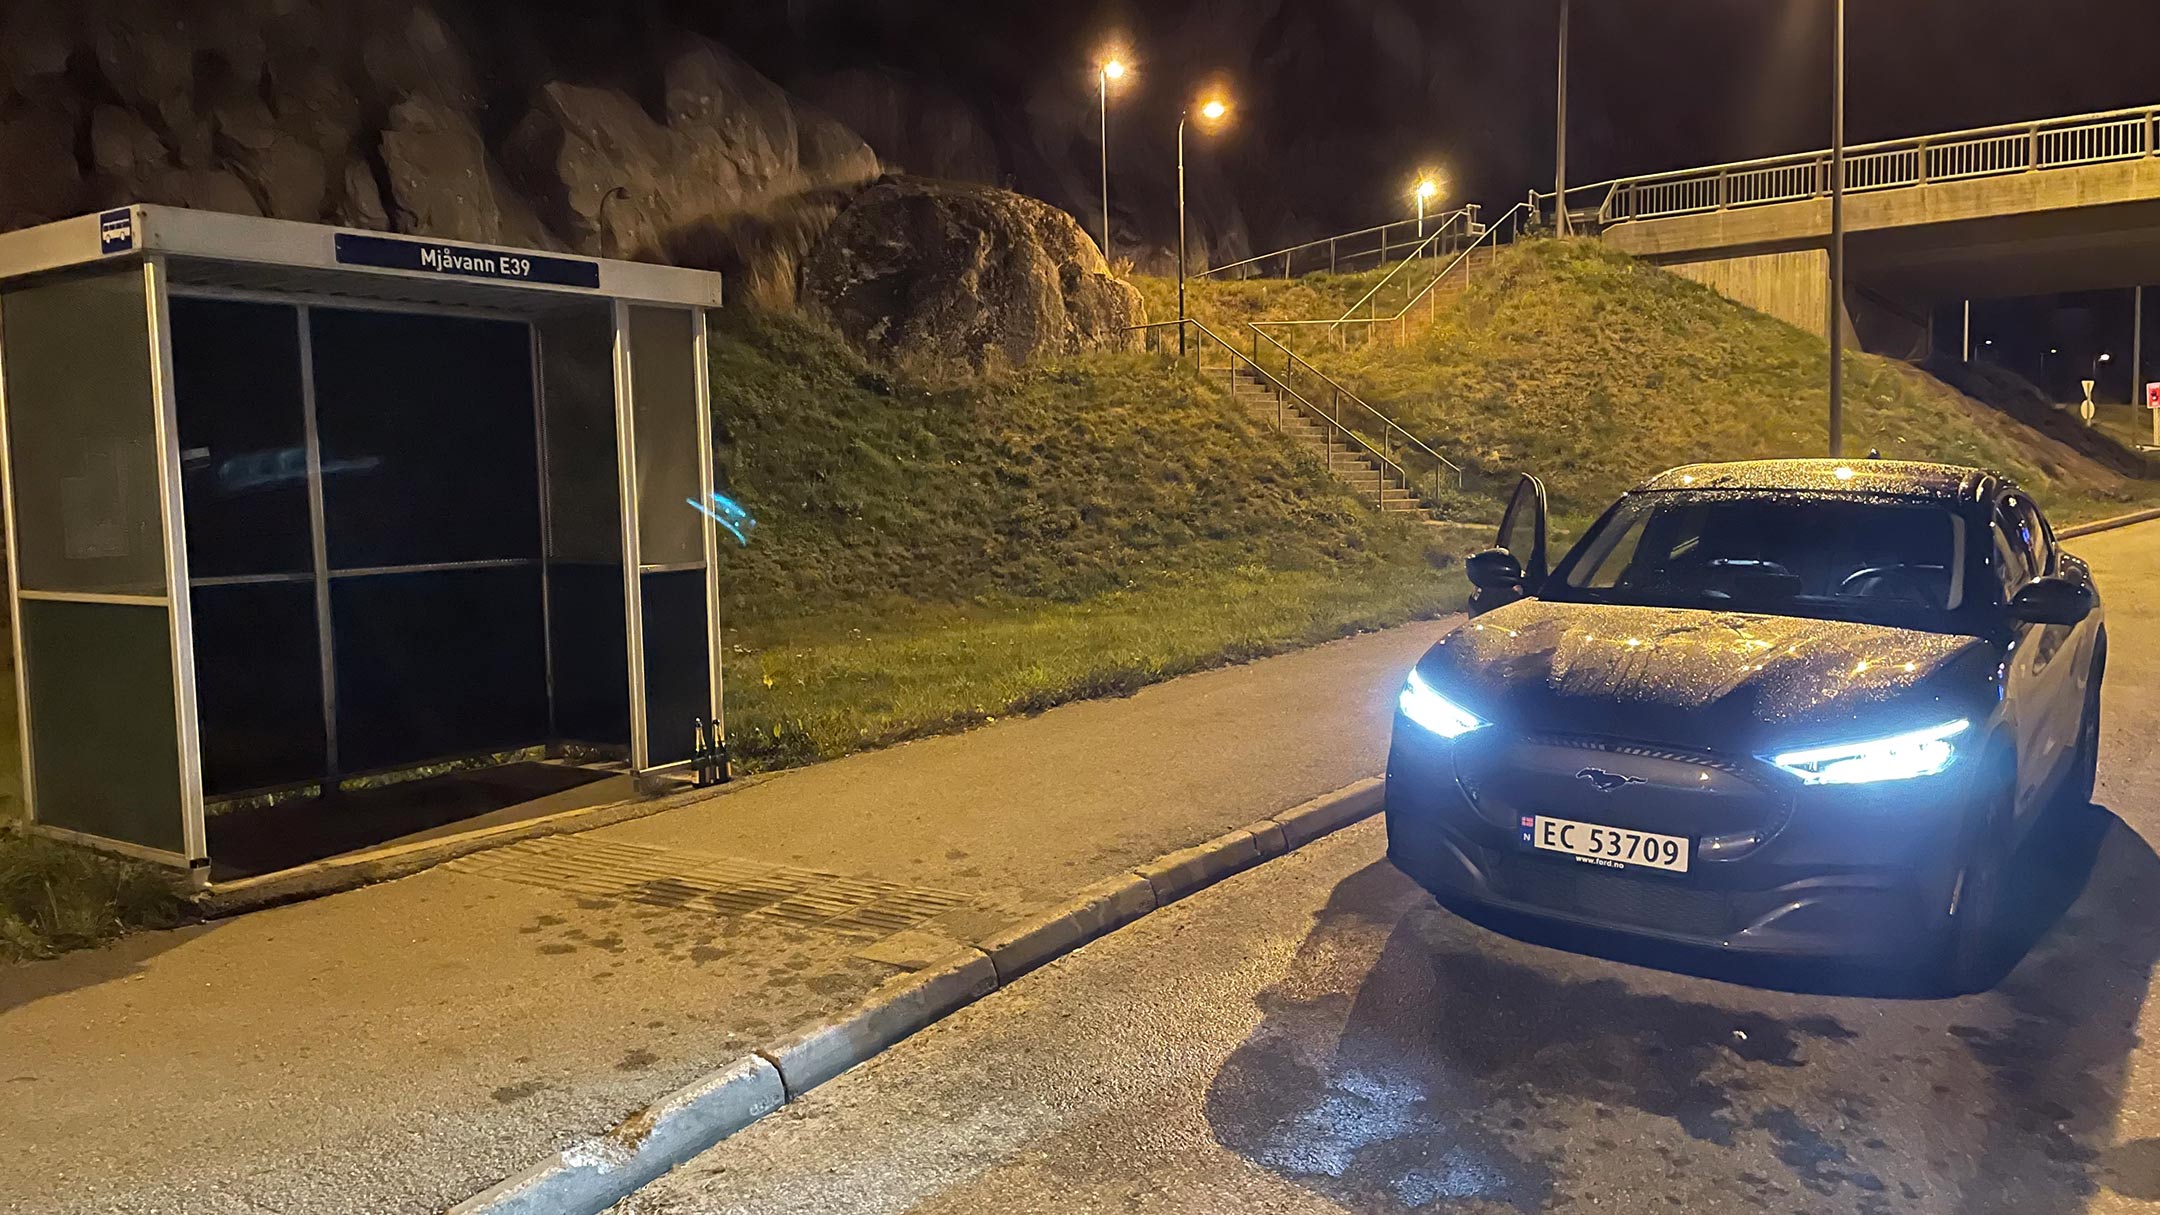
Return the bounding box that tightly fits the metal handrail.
[1331,210,1473,324]
[1246,324,1463,494]
[1194,205,1478,280]
[1126,318,1427,509]
[1249,201,1530,347]
[1379,201,1529,324]
[1575,100,2160,226]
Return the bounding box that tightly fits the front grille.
[1459,731,1794,847]
[1501,858,1732,937]
[1515,732,1768,788]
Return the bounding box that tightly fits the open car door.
[1466,473,1548,617]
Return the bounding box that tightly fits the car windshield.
[1547,490,1969,625]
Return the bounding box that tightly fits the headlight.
[1766,718,1969,785]
[1400,670,1487,739]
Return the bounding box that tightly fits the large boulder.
[500,37,878,276]
[802,178,1146,367]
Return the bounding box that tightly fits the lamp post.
[1414,178,1439,240]
[1828,0,1847,457]
[1097,57,1126,261]
[1177,95,1229,356]
[1555,0,1571,236]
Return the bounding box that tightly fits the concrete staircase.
[1221,365,1428,514]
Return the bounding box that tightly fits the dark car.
[1384,459,2105,992]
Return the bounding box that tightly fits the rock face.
[0,0,878,284]
[803,178,1145,367]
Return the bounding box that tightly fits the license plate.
[1521,815,1690,873]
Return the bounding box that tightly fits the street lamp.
[1177,93,1231,356]
[1555,0,1571,236]
[1097,55,1128,262]
[1413,177,1440,239]
[1828,0,1847,457]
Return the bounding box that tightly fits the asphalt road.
[618,521,2160,1215]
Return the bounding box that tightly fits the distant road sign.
[2149,382,2160,409]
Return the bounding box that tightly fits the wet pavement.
[619,521,2160,1214]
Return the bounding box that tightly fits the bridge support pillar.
[1664,248,1850,343]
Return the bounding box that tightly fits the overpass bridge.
[1553,104,2160,353]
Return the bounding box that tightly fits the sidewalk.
[0,617,1449,1215]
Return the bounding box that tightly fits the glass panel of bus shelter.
[538,304,628,747]
[627,305,711,766]
[3,270,167,596]
[172,298,311,577]
[310,307,548,771]
[169,296,325,794]
[311,308,541,569]
[1,268,183,849]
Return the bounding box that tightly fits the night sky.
[697,0,2160,254]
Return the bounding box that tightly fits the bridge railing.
[1554,103,2160,227]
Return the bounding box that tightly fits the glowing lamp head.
[1198,97,1228,122]
[1415,179,1439,201]
[1102,58,1126,81]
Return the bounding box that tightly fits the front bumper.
[1383,714,1985,959]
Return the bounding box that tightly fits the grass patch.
[708,308,1436,613]
[723,565,1460,770]
[707,307,1456,770]
[0,825,182,962]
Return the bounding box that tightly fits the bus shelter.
[0,205,728,881]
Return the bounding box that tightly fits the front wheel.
[2065,634,2106,810]
[1937,783,2015,996]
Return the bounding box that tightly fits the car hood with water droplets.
[1416,599,1999,752]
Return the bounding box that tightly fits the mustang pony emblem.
[1575,767,1644,792]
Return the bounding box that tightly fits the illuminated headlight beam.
[1400,670,1487,739]
[688,491,756,546]
[1767,718,1970,785]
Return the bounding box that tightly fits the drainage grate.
[446,836,972,938]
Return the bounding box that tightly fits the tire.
[1938,777,2015,996]
[2065,633,2106,811]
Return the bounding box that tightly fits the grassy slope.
[705,309,1456,770]
[1161,239,2153,531]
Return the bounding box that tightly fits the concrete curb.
[975,874,1157,983]
[1273,777,1386,848]
[1133,829,1265,905]
[756,949,999,1098]
[2059,506,2160,539]
[447,775,1387,1215]
[446,1054,784,1215]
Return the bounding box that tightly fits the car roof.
[1635,458,1994,503]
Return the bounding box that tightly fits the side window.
[1992,501,2034,601]
[2017,498,2054,574]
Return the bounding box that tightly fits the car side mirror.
[1466,547,1528,617]
[1466,547,1525,591]
[2007,576,2094,627]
